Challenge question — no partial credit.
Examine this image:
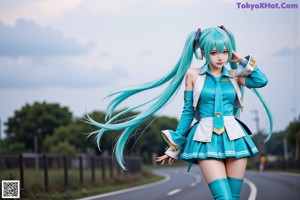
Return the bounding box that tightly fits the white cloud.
[77,0,202,15]
[159,0,200,6]
[217,0,247,3]
[0,0,209,25]
[0,0,82,25]
[35,0,82,17]
[81,0,141,15]
[0,19,93,57]
[0,56,129,88]
[0,0,143,24]
[273,46,300,56]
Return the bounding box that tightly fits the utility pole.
[283,137,288,161]
[34,134,39,170]
[252,109,260,134]
[252,109,265,154]
[0,118,2,153]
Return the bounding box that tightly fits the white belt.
[192,116,246,142]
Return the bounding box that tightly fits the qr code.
[2,180,20,198]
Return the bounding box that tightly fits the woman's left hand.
[156,154,175,165]
[230,51,246,63]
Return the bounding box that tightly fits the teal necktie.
[213,78,225,134]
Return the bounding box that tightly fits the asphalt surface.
[245,171,300,200]
[78,166,300,200]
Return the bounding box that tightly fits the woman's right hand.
[156,154,175,165]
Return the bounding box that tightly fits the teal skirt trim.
[180,124,259,164]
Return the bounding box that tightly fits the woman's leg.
[225,157,248,178]
[198,159,232,200]
[198,159,227,183]
[225,157,248,200]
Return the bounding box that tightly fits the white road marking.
[189,174,202,187]
[190,182,197,187]
[195,175,201,183]
[244,178,257,200]
[77,171,171,200]
[167,188,182,196]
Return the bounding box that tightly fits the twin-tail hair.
[85,26,273,170]
[85,30,197,169]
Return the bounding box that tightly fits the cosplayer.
[86,26,273,200]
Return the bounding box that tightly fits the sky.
[0,0,299,139]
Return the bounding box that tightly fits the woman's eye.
[210,52,217,55]
[223,51,229,54]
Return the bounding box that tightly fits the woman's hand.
[156,154,175,165]
[230,51,246,63]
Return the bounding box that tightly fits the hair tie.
[218,25,232,42]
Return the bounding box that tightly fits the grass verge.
[1,169,165,200]
[70,173,164,199]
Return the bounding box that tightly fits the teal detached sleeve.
[236,55,268,88]
[161,90,195,159]
[245,67,268,88]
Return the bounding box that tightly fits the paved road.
[245,171,300,200]
[78,166,300,200]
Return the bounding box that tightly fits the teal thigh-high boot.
[228,177,244,200]
[208,178,232,200]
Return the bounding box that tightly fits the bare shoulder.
[186,68,199,78]
[186,68,200,85]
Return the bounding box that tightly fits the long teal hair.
[85,27,273,169]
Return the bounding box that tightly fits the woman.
[156,26,272,199]
[86,26,273,200]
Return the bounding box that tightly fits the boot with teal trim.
[208,178,232,200]
[228,177,244,200]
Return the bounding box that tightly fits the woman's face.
[208,46,229,69]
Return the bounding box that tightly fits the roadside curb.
[76,171,170,200]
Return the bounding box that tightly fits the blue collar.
[199,64,232,78]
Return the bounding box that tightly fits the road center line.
[190,182,197,187]
[190,174,201,187]
[167,188,182,196]
[244,178,257,200]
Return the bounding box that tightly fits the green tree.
[83,110,179,163]
[4,102,72,153]
[285,116,300,160]
[126,115,178,163]
[82,110,120,155]
[50,141,76,155]
[43,110,120,155]
[6,142,27,153]
[153,116,178,155]
[264,131,284,157]
[43,122,86,153]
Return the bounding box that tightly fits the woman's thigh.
[198,158,227,183]
[225,157,248,179]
